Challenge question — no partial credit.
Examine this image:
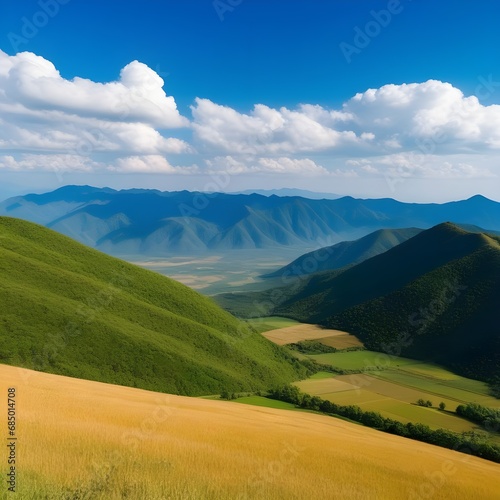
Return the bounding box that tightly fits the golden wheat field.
[1,364,499,500]
[261,324,363,349]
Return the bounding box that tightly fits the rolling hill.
[263,227,423,278]
[2,363,499,499]
[0,216,308,395]
[2,185,500,255]
[218,224,500,384]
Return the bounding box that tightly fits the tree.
[439,402,446,411]
[416,399,426,406]
[425,400,433,407]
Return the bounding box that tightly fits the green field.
[372,370,500,407]
[233,395,301,410]
[308,350,419,370]
[294,352,500,435]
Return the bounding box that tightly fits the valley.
[130,247,306,294]
[1,197,500,498]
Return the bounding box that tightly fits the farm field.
[260,321,500,438]
[2,363,500,500]
[307,350,419,370]
[260,322,363,348]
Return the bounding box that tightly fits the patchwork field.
[259,321,500,439]
[261,323,363,348]
[307,350,418,370]
[2,364,500,500]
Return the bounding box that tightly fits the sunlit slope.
[0,217,306,395]
[2,364,499,499]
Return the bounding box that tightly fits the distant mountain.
[233,188,342,199]
[0,216,307,396]
[263,227,423,278]
[2,186,500,256]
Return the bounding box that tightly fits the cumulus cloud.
[1,50,499,186]
[191,98,361,154]
[0,154,97,172]
[109,155,198,174]
[0,50,190,157]
[346,153,495,179]
[192,80,500,160]
[0,153,198,175]
[1,50,187,127]
[205,156,330,175]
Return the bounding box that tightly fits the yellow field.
[262,324,363,348]
[1,364,500,499]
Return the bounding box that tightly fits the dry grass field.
[261,324,363,348]
[1,364,500,499]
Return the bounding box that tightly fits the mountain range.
[2,185,500,256]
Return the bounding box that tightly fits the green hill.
[217,224,500,385]
[274,223,500,382]
[262,227,422,278]
[0,217,307,395]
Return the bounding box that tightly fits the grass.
[2,363,500,500]
[308,371,336,379]
[307,350,419,371]
[0,217,307,396]
[233,395,301,410]
[245,316,301,333]
[373,371,500,407]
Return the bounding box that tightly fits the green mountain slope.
[274,223,500,382]
[263,227,422,278]
[0,217,307,395]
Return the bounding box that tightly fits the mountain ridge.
[2,185,500,255]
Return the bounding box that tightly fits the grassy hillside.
[0,217,307,395]
[2,364,499,499]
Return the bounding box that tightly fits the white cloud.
[1,51,187,127]
[0,154,97,172]
[0,50,190,157]
[0,153,198,175]
[109,155,198,174]
[192,80,500,160]
[191,98,361,154]
[1,49,499,189]
[205,156,329,175]
[347,153,496,179]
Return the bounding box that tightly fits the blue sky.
[1,0,500,201]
